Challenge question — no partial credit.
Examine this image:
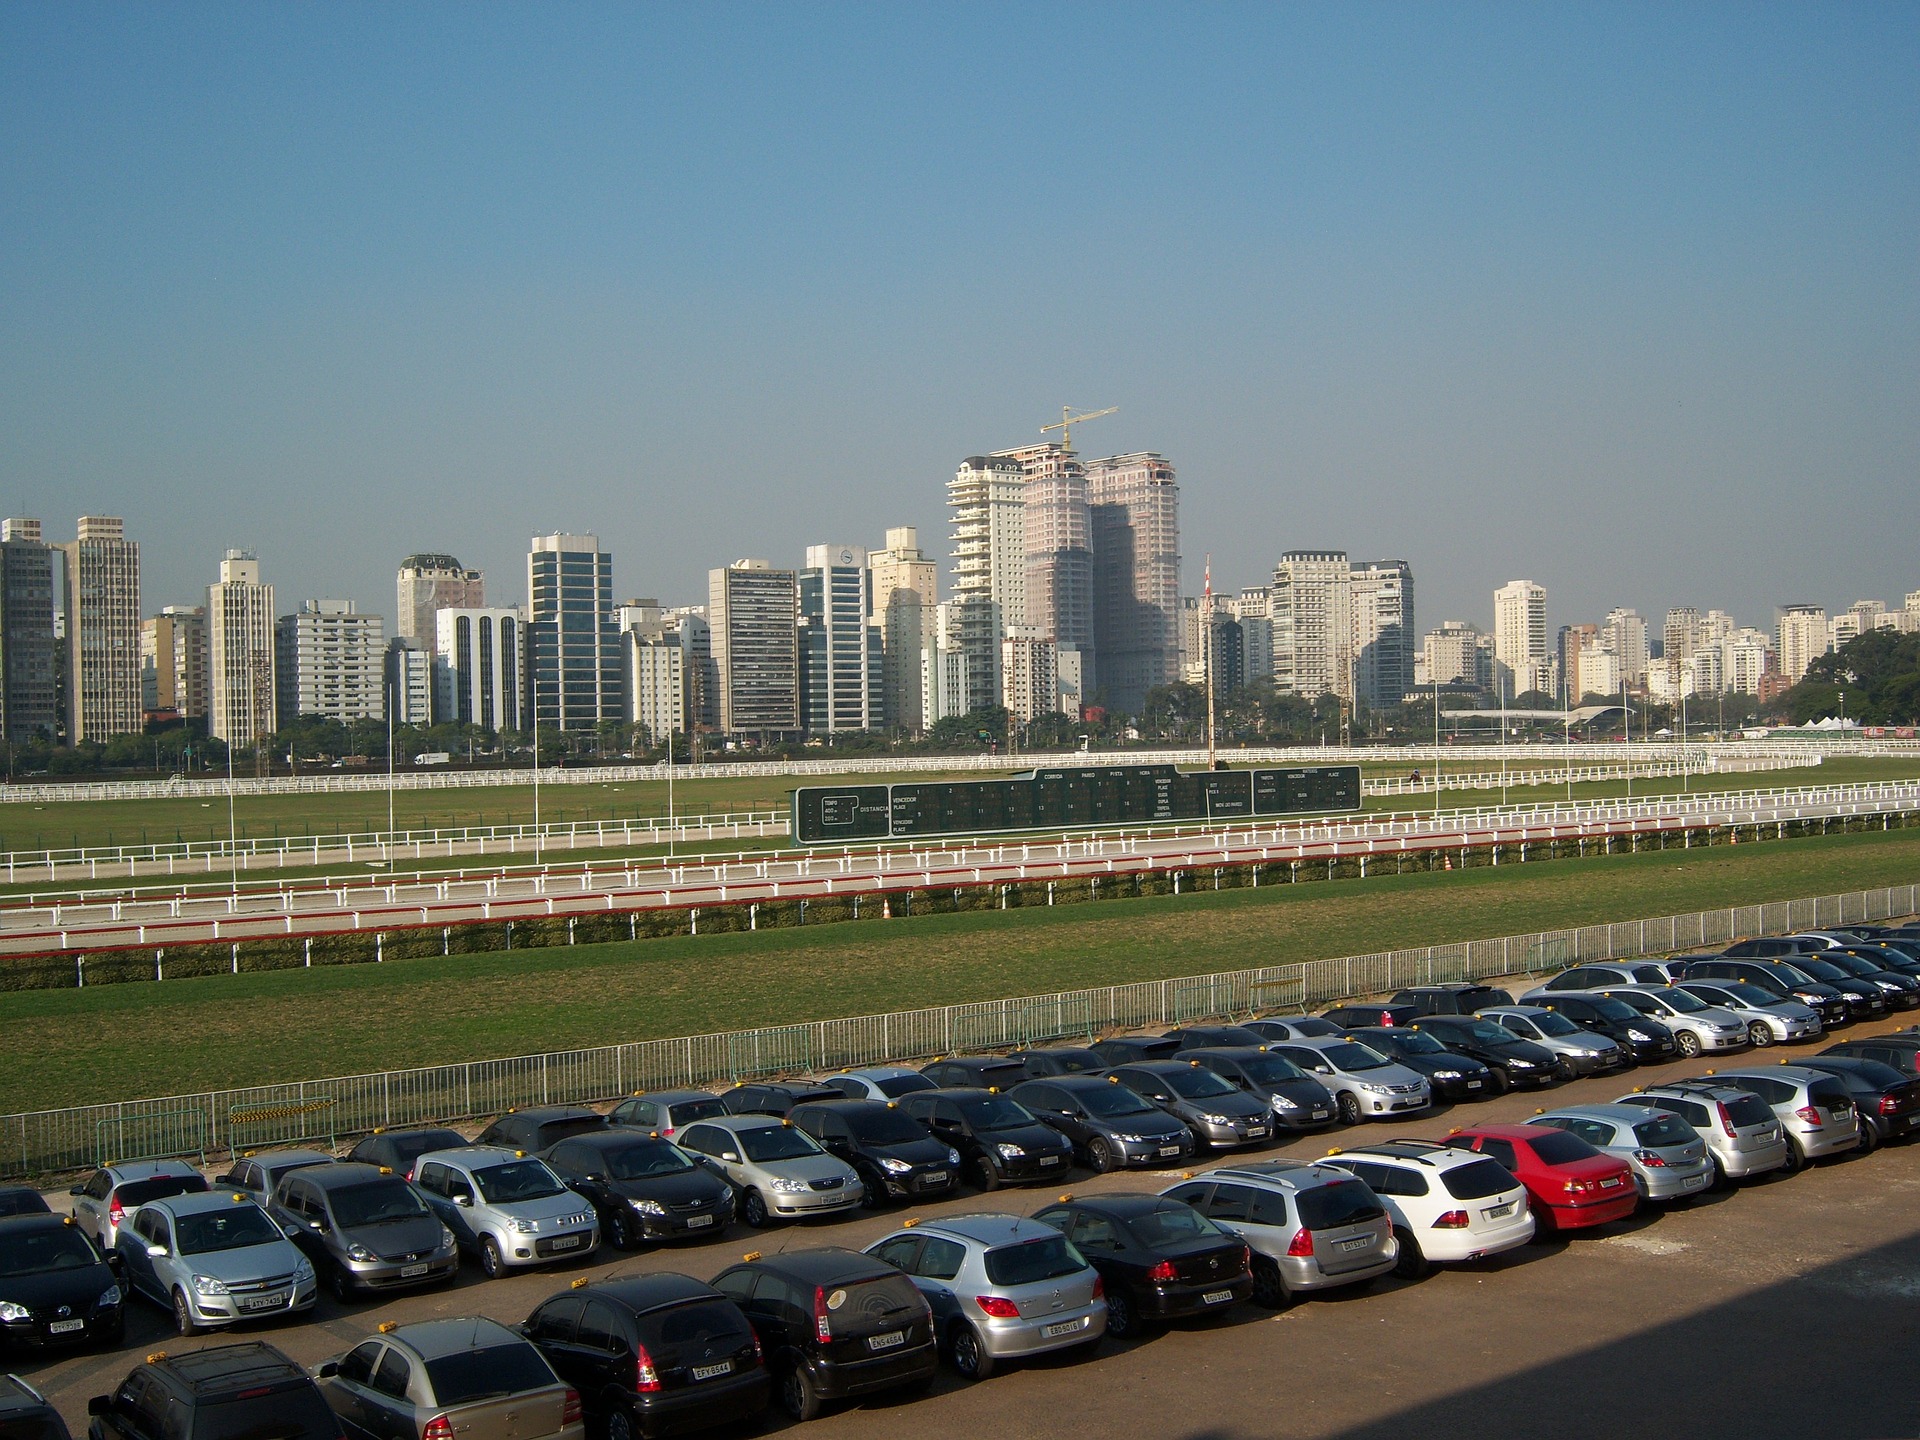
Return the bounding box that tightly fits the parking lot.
[13,1020,1920,1440]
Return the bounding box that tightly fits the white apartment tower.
[1776,604,1828,683]
[61,515,143,742]
[1603,608,1649,687]
[947,456,1026,707]
[799,544,883,735]
[1493,580,1548,702]
[1349,560,1414,710]
[434,607,520,732]
[208,550,276,746]
[1002,627,1059,724]
[1271,551,1352,702]
[275,600,386,724]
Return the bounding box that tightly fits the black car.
[1029,1193,1252,1338]
[522,1273,768,1439]
[1086,1036,1183,1066]
[1404,1017,1558,1089]
[1007,1077,1195,1172]
[1680,958,1853,1027]
[1815,950,1920,1009]
[1723,936,1831,960]
[1241,1015,1347,1042]
[1320,1003,1420,1030]
[0,1216,124,1351]
[788,1101,962,1205]
[1158,1024,1270,1051]
[1530,992,1678,1063]
[341,1128,471,1182]
[897,1089,1073,1188]
[88,1343,337,1440]
[1827,942,1920,977]
[608,1091,730,1139]
[542,1132,734,1248]
[1345,1026,1498,1101]
[1007,1047,1107,1078]
[1184,1047,1339,1130]
[1390,984,1514,1017]
[0,1188,51,1219]
[710,1248,936,1422]
[1822,1033,1920,1079]
[0,1374,70,1440]
[1781,956,1892,1019]
[719,1083,843,1118]
[1103,1062,1276,1149]
[918,1056,1029,1091]
[475,1107,610,1153]
[1794,1056,1920,1152]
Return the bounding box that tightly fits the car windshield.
[1383,1031,1448,1056]
[874,1074,936,1098]
[1526,1131,1600,1165]
[0,1227,99,1276]
[422,1343,556,1406]
[1794,959,1848,982]
[1530,1013,1581,1038]
[1078,1086,1158,1119]
[956,1096,1037,1130]
[1654,989,1711,1014]
[1164,1069,1237,1099]
[330,1181,431,1226]
[1040,1052,1103,1074]
[1317,1042,1391,1072]
[848,1111,932,1145]
[1582,997,1639,1022]
[176,1206,283,1255]
[605,1142,697,1179]
[1124,1204,1222,1248]
[1235,1055,1308,1086]
[984,1234,1087,1286]
[1826,955,1880,977]
[739,1127,824,1163]
[114,1175,208,1208]
[1441,1159,1518,1200]
[473,1160,568,1203]
[1632,1115,1697,1149]
[1453,1020,1515,1043]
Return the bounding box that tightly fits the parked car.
[1320,1002,1420,1030]
[1672,980,1823,1047]
[213,1151,334,1216]
[1809,949,1920,1009]
[1395,1017,1559,1090]
[542,1132,735,1247]
[1006,1048,1106,1078]
[919,1056,1029,1090]
[1390,984,1514,1017]
[673,1117,863,1227]
[896,1090,1074,1189]
[1086,1037,1183,1066]
[1257,1038,1432,1124]
[521,1274,768,1440]
[1241,1015,1347,1042]
[0,1188,50,1219]
[1158,1024,1270,1051]
[475,1107,610,1153]
[720,1083,843,1118]
[317,1317,584,1440]
[1343,1027,1498,1102]
[1183,1046,1339,1130]
[607,1090,730,1137]
[1759,956,1890,1021]
[412,1147,598,1276]
[709,1248,937,1421]
[116,1192,316,1334]
[1722,935,1834,960]
[1474,1006,1631,1078]
[1612,1080,1789,1185]
[1527,992,1678,1062]
[1678,958,1854,1028]
[340,1127,471,1181]
[268,1162,458,1300]
[1816,940,1920,978]
[1795,1056,1920,1152]
[0,1214,125,1350]
[0,1374,69,1440]
[865,1215,1106,1380]
[1534,962,1684,992]
[1008,1077,1195,1172]
[1318,1141,1534,1276]
[788,1101,963,1205]
[1102,1061,1276,1149]
[1820,1032,1920,1078]
[68,1161,209,1252]
[1588,986,1750,1059]
[1528,1105,1714,1203]
[1441,1124,1637,1231]
[1030,1193,1253,1334]
[1707,1065,1861,1170]
[86,1343,337,1440]
[821,1068,939,1102]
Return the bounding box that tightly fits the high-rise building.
[1271,551,1352,702]
[622,624,683,742]
[434,607,520,732]
[1603,609,1649,687]
[1001,627,1058,724]
[799,544,882,735]
[208,550,276,746]
[141,606,209,720]
[395,554,484,643]
[1234,588,1274,685]
[1776,604,1828,684]
[708,560,799,739]
[527,534,621,731]
[921,602,975,726]
[1905,591,1920,633]
[1349,560,1414,712]
[59,515,142,742]
[1086,452,1180,715]
[664,606,717,733]
[0,519,58,742]
[998,443,1095,689]
[947,456,1025,706]
[1423,621,1493,692]
[385,639,434,727]
[1663,607,1701,662]
[1493,580,1548,702]
[275,601,386,724]
[868,527,938,735]
[1558,624,1599,703]
[1722,629,1774,696]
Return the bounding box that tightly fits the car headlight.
[1201,1113,1231,1126]
[346,1244,376,1263]
[768,1178,811,1194]
[98,1284,122,1307]
[192,1274,229,1297]
[0,1300,29,1322]
[1877,981,1900,992]
[1357,1082,1391,1095]
[946,1148,962,1167]
[1269,1094,1297,1110]
[1508,1059,1535,1070]
[995,1142,1026,1159]
[510,1216,540,1233]
[879,1157,913,1174]
[1432,1069,1462,1080]
[292,1258,314,1281]
[438,1225,458,1251]
[628,1198,667,1216]
[1113,1132,1145,1144]
[1627,1028,1652,1042]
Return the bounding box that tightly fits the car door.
[1020,1085,1080,1145]
[898,1235,967,1326]
[327,1340,386,1440]
[120,1207,165,1303]
[576,1301,637,1390]
[1472,1136,1521,1175]
[1495,1016,1540,1041]
[70,1170,110,1243]
[613,1099,658,1129]
[413,1161,459,1239]
[359,1345,419,1440]
[523,1295,594,1394]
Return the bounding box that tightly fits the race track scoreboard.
[792,763,1361,845]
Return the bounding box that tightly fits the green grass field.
[5,824,1915,1115]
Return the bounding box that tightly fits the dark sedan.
[897,1089,1073,1189]
[1008,1047,1107,1078]
[1030,1193,1252,1337]
[789,1101,962,1205]
[1104,1061,1276,1149]
[1815,951,1920,1010]
[919,1056,1029,1091]
[341,1128,471,1182]
[1158,1024,1270,1052]
[1405,1017,1560,1089]
[1184,1047,1339,1130]
[0,1215,125,1350]
[475,1107,609,1153]
[719,1083,843,1117]
[1795,1056,1920,1152]
[1345,1026,1498,1101]
[0,1187,51,1219]
[1008,1077,1194,1172]
[1530,992,1678,1063]
[542,1132,735,1247]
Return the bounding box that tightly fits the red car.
[1444,1123,1637,1232]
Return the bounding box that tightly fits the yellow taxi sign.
[742,1250,762,1261]
[378,1321,399,1334]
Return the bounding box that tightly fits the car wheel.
[1779,1137,1806,1175]
[1336,1091,1362,1126]
[743,1190,770,1228]
[1748,1022,1774,1048]
[972,1155,1002,1191]
[1088,1137,1116,1174]
[780,1364,823,1422]
[1103,1283,1140,1337]
[949,1321,996,1381]
[1391,1228,1429,1280]
[860,1171,886,1210]
[1250,1257,1291,1309]
[1854,1122,1879,1156]
[1675,1031,1702,1059]
[608,1208,639,1250]
[603,1406,636,1440]
[328,1263,357,1303]
[479,1236,504,1279]
[172,1288,200,1337]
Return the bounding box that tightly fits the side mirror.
[147,1244,168,1259]
[452,1194,472,1208]
[308,1218,326,1232]
[583,1173,607,1185]
[69,1186,86,1198]
[215,1173,239,1186]
[721,1152,741,1164]
[315,1362,340,1380]
[88,1398,112,1419]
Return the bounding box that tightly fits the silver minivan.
[1709,1066,1860,1168]
[413,1147,598,1277]
[674,1115,863,1226]
[1613,1081,1789,1184]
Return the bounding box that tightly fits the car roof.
[794,1098,900,1117]
[930,1055,1023,1069]
[289,1162,398,1187]
[835,1068,922,1081]
[373,1317,522,1362]
[1180,1045,1280,1062]
[1624,1079,1752,1098]
[1275,1035,1348,1051]
[1028,1074,1138,1092]
[415,1145,523,1167]
[0,1373,54,1412]
[624,1089,722,1105]
[1330,1140,1479,1167]
[1710,1065,1829,1086]
[728,1246,895,1284]
[143,1342,307,1393]
[576,1272,725,1313]
[1108,1060,1202,1077]
[1476,1005,1551,1018]
[239,1149,333,1167]
[1536,1103,1670,1125]
[493,1106,601,1123]
[1049,1191,1193,1215]
[560,1130,676,1150]
[363,1125,467,1139]
[1195,1159,1350,1188]
[692,1113,790,1133]
[908,1213,1065,1247]
[1448,1123,1561,1142]
[911,1087,1026,1106]
[0,1213,91,1239]
[102,1159,201,1180]
[150,1191,271,1218]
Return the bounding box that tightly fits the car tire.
[1391,1228,1429,1280]
[1250,1256,1291,1309]
[1103,1283,1141,1338]
[328,1264,357,1303]
[1748,1022,1774,1048]
[1779,1138,1807,1175]
[1854,1122,1879,1157]
[860,1171,886,1210]
[1088,1137,1116,1174]
[1336,1092,1362,1126]
[950,1321,995,1381]
[743,1190,770,1228]
[780,1364,823,1422]
[1709,1157,1734,1192]
[972,1155,1002,1191]
[479,1236,504,1279]
[172,1288,200,1338]
[1675,1031,1702,1059]
[603,1405,636,1440]
[608,1208,639,1250]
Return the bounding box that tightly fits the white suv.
[1319,1140,1535,1277]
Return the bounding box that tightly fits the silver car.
[1674,981,1823,1047]
[1476,1007,1629,1078]
[1530,1104,1714,1202]
[318,1316,585,1440]
[67,1160,209,1252]
[1614,1081,1789,1184]
[1263,1038,1431,1124]
[823,1067,940,1102]
[1709,1066,1861,1169]
[674,1115,863,1226]
[115,1191,316,1335]
[865,1214,1106,1380]
[1591,986,1750,1059]
[214,1150,334,1214]
[270,1162,459,1300]
[413,1148,598,1278]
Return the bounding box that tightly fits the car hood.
[1403,1054,1491,1077]
[1086,1109,1188,1138]
[480,1189,601,1221]
[0,1260,115,1309]
[1480,1036,1557,1064]
[867,1138,954,1167]
[740,1153,855,1185]
[173,1238,306,1283]
[1547,1034,1619,1055]
[1173,1091,1270,1119]
[340,1216,444,1258]
[1340,1060,1428,1087]
[608,1168,729,1205]
[1273,1077,1337,1106]
[982,1123,1073,1152]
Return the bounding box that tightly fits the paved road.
[14,1019,1920,1438]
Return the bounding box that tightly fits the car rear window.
[847,1111,930,1145]
[639,1300,751,1355]
[1296,1180,1386,1230]
[1631,1115,1697,1149]
[1824,1059,1904,1088]
[0,1190,50,1217]
[825,1274,925,1337]
[977,1063,1027,1086]
[984,1235,1086,1286]
[668,1099,728,1123]
[1526,1131,1600,1166]
[193,1387,338,1440]
[874,1075,935,1098]
[1807,1079,1852,1109]
[1440,1159,1517,1201]
[115,1175,209,1207]
[423,1343,556,1404]
[536,1117,609,1145]
[1725,1095,1774,1128]
[0,1413,67,1440]
[1125,1204,1223,1248]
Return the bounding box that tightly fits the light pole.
[1432,677,1442,817]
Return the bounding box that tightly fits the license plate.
[1158,1145,1181,1157]
[686,1214,715,1228]
[238,1293,286,1312]
[1039,1155,1062,1166]
[400,1263,430,1277]
[867,1330,906,1351]
[1487,1201,1515,1218]
[47,1318,85,1334]
[1246,1127,1268,1138]
[1684,1172,1710,1188]
[1466,1081,1483,1089]
[1311,1110,1331,1120]
[1600,1178,1622,1189]
[1337,1237,1372,1253]
[1200,1289,1233,1304]
[924,1172,948,1185]
[550,1235,583,1250]
[690,1361,732,1381]
[1042,1319,1083,1338]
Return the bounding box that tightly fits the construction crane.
[1040,405,1118,452]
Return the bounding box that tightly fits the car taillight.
[1633,1149,1668,1168]
[1285,1228,1315,1258]
[813,1285,833,1343]
[561,1390,582,1426]
[634,1339,661,1392]
[1880,1095,1901,1116]
[423,1419,455,1440]
[975,1295,1020,1318]
[749,1329,764,1365]
[1564,1177,1595,1195]
[662,1126,675,1137]
[1795,1105,1822,1126]
[1234,1244,1250,1272]
[1090,1274,1104,1300]
[1432,1210,1470,1229]
[107,1196,125,1228]
[1146,1259,1179,1282]
[1715,1102,1738,1138]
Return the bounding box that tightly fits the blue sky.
[3,3,1915,639]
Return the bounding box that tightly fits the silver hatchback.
[1613,1082,1789,1184]
[1264,1039,1431,1124]
[1477,1007,1629,1078]
[1709,1066,1861,1169]
[865,1214,1106,1380]
[115,1191,317,1335]
[1530,1104,1714,1202]
[674,1115,863,1226]
[413,1148,598,1277]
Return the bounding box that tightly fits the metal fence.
[5,879,1913,1181]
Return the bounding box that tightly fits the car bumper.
[1500,1067,1556,1088]
[632,1369,771,1436]
[1140,1275,1253,1318]
[1638,1162,1715,1201]
[1114,1137,1193,1167]
[347,1252,460,1289]
[1566,1051,1631,1076]
[506,1225,600,1263]
[186,1279,319,1324]
[1542,1191,1638,1229]
[1699,1032,1750,1052]
[636,1206,730,1240]
[1280,1249,1398,1292]
[1776,1018,1824,1041]
[1626,1039,1678,1062]
[1354,1092,1431,1117]
[767,1187,863,1217]
[810,1342,939,1401]
[977,1303,1106,1358]
[1793,1127,1860,1160]
[0,1306,122,1348]
[1719,1139,1790,1178]
[1197,1119,1274,1148]
[1423,1210,1536,1263]
[995,1151,1073,1183]
[881,1167,960,1199]
[1271,1103,1337,1130]
[1434,1075,1495,1101]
